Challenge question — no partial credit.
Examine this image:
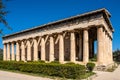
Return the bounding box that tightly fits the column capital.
[97,24,104,28]
[16,40,21,43]
[57,32,63,35]
[3,43,7,45]
[83,28,89,31]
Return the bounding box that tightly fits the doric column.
[41,37,45,61]
[59,34,64,63]
[21,41,25,61]
[49,36,54,62]
[7,43,10,60]
[83,29,89,63]
[33,38,38,61]
[27,40,31,61]
[3,44,7,61]
[16,42,20,61]
[70,32,76,62]
[11,42,15,61]
[105,33,109,63]
[110,38,113,62]
[97,26,104,64]
[107,35,110,63]
[79,33,82,61]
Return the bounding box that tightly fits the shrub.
[20,63,86,78]
[65,62,75,65]
[33,60,45,63]
[38,60,45,63]
[50,61,60,64]
[0,61,86,79]
[0,61,24,70]
[86,62,95,72]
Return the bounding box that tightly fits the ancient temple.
[2,8,114,66]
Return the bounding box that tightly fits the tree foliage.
[0,0,11,35]
[113,49,120,56]
[113,49,120,62]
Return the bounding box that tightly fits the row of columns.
[3,26,113,64]
[97,26,113,64]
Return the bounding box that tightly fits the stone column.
[16,42,20,61]
[70,32,76,62]
[83,29,89,63]
[21,41,25,61]
[3,44,7,61]
[110,38,113,62]
[106,33,110,63]
[107,35,110,63]
[7,43,10,60]
[41,37,45,61]
[79,33,82,61]
[27,40,31,61]
[11,42,15,60]
[33,38,38,61]
[59,34,64,63]
[97,27,104,64]
[49,36,54,62]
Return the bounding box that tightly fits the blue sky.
[0,0,120,51]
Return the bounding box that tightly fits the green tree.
[113,49,120,62]
[0,0,11,35]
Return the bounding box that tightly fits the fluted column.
[110,38,113,62]
[97,27,104,64]
[33,38,38,61]
[70,32,76,62]
[7,43,10,60]
[83,29,89,63]
[108,36,110,63]
[41,37,45,61]
[11,42,15,60]
[79,33,82,61]
[3,44,7,61]
[21,41,25,61]
[106,33,110,63]
[27,40,31,61]
[49,36,54,62]
[59,34,64,63]
[106,34,110,63]
[16,42,20,61]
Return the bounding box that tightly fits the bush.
[65,62,75,65]
[20,63,86,79]
[33,60,45,63]
[86,62,95,72]
[50,61,60,64]
[0,61,24,70]
[0,61,86,79]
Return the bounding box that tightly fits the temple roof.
[3,8,113,38]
